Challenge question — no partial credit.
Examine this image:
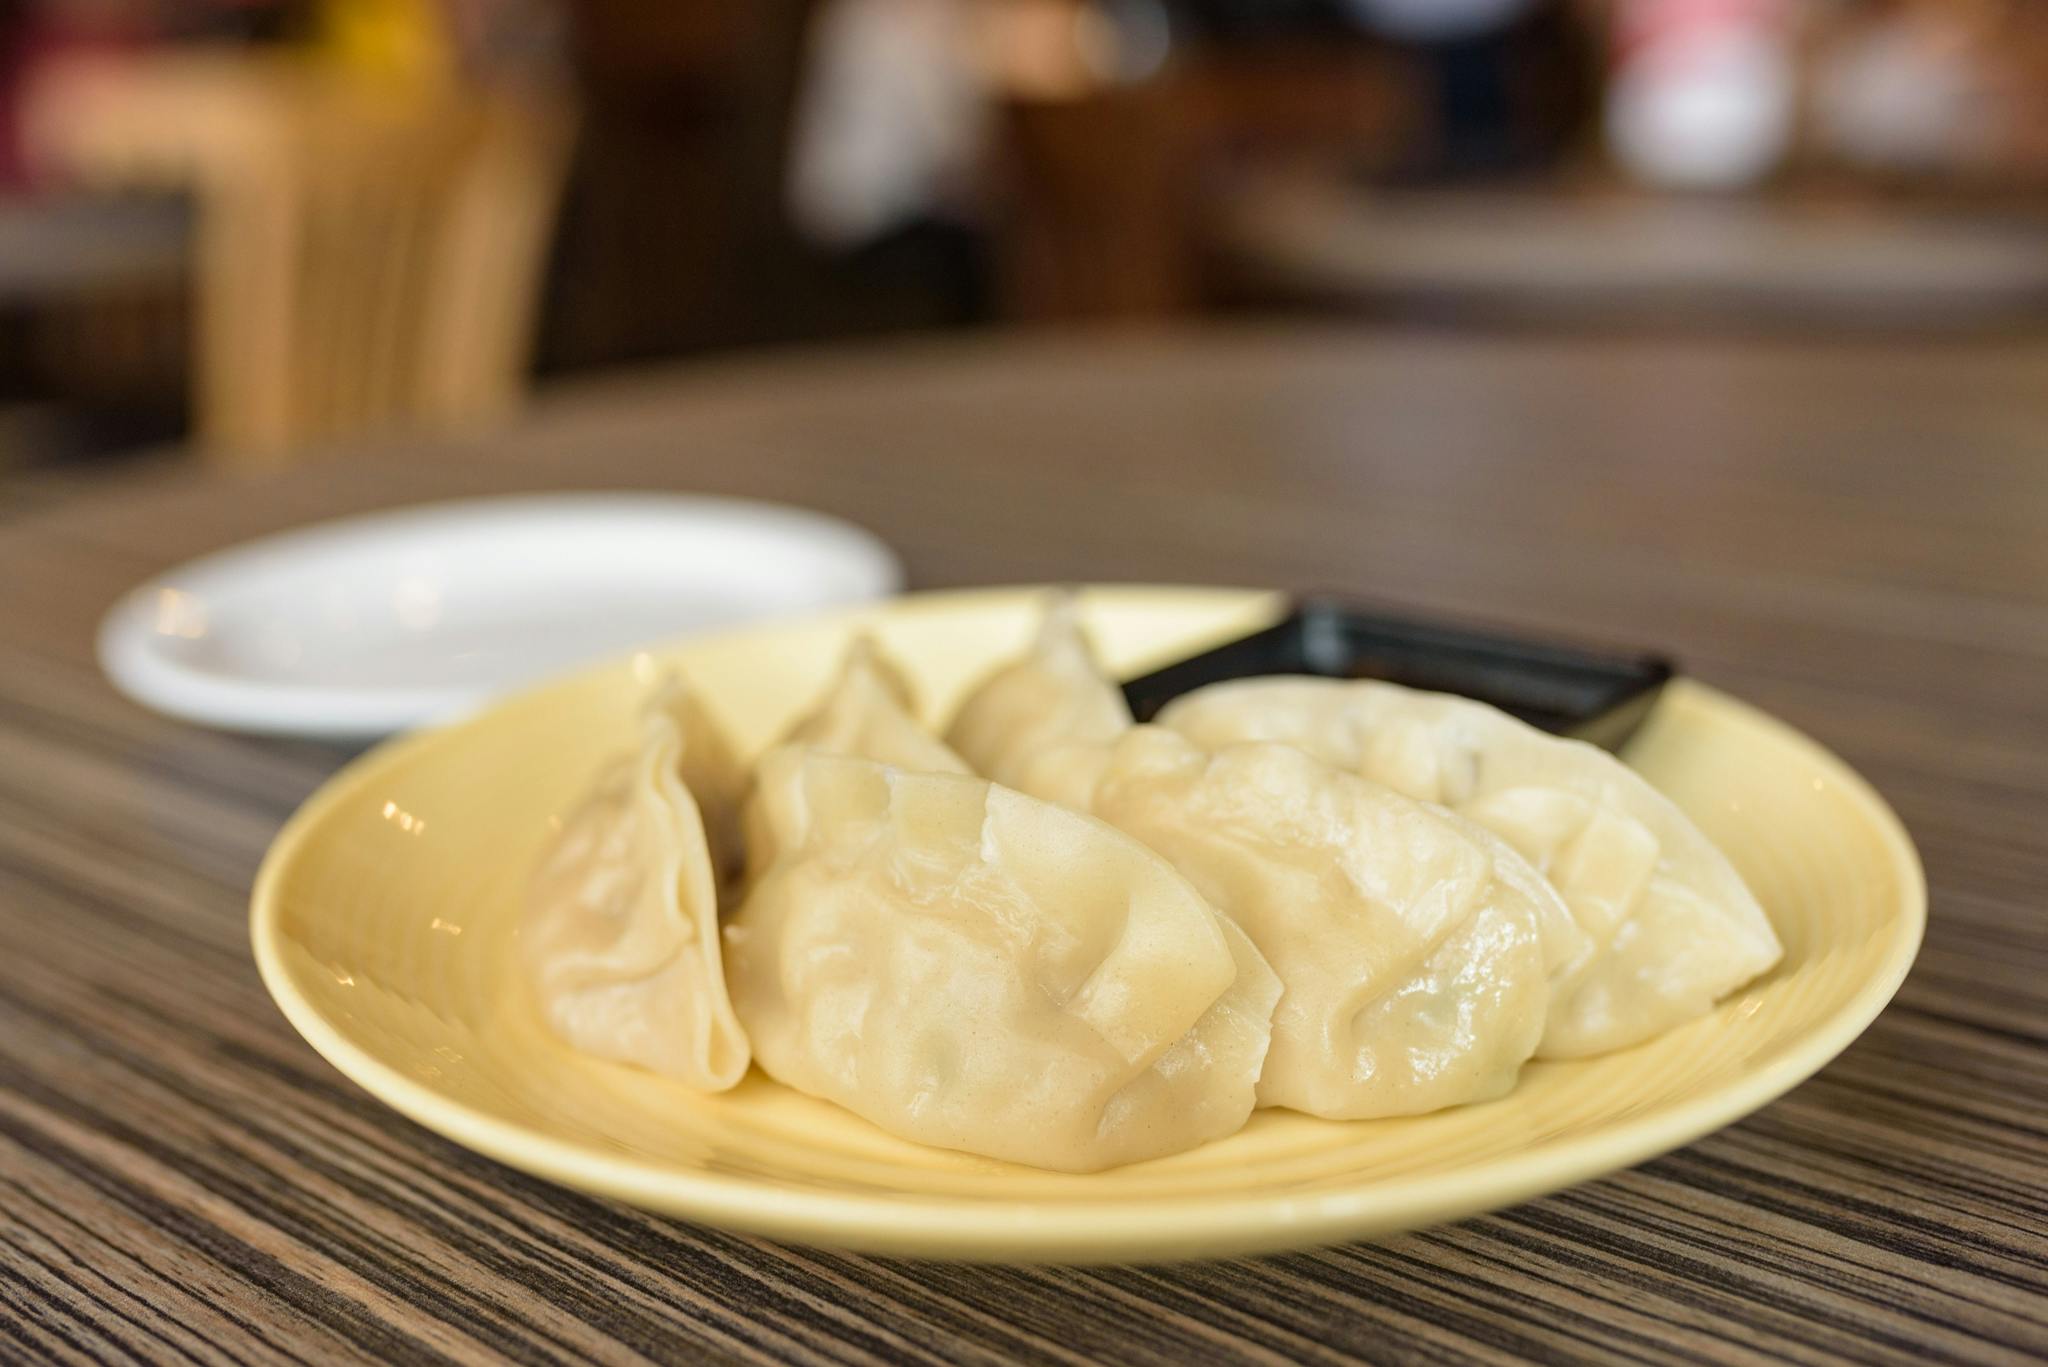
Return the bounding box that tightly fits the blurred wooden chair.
[995,37,1420,321]
[25,52,575,466]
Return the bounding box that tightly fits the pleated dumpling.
[746,634,970,881]
[670,677,748,888]
[1091,728,1571,1119]
[1159,678,1781,1058]
[522,680,750,1090]
[945,595,1131,810]
[782,635,969,776]
[725,747,1281,1171]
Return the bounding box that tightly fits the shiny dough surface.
[1159,678,1782,1057]
[726,748,1280,1172]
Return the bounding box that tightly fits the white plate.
[99,493,902,740]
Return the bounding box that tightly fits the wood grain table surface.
[1218,182,2048,330]
[0,194,188,303]
[0,326,2043,1365]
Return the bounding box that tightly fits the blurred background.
[0,0,2045,479]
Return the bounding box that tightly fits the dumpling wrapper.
[945,594,1132,810]
[746,634,970,881]
[672,679,749,889]
[522,679,750,1091]
[782,634,969,777]
[1092,729,1569,1119]
[726,747,1281,1172]
[1159,678,1782,1058]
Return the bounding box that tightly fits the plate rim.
[249,586,1927,1263]
[99,490,904,740]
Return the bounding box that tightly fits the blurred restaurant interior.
[0,0,2045,480]
[2,4,2047,1357]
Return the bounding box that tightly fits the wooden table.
[0,193,188,304]
[1218,181,2048,331]
[1,327,2043,1363]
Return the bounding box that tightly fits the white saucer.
[98,492,902,740]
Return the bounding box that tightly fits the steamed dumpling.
[726,747,1280,1171]
[782,634,969,776]
[669,678,748,888]
[1159,678,1781,1057]
[522,680,750,1090]
[1091,728,1569,1119]
[945,594,1132,810]
[747,635,970,881]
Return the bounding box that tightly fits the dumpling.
[725,747,1280,1171]
[945,594,1132,810]
[782,634,969,776]
[746,635,970,881]
[1090,727,1568,1119]
[668,679,748,888]
[1159,678,1782,1058]
[522,679,750,1090]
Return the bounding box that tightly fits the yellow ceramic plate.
[251,587,1924,1263]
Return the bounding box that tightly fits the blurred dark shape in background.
[0,0,2044,476]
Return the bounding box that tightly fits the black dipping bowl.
[1119,598,1673,753]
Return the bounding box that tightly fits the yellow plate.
[251,587,1925,1263]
